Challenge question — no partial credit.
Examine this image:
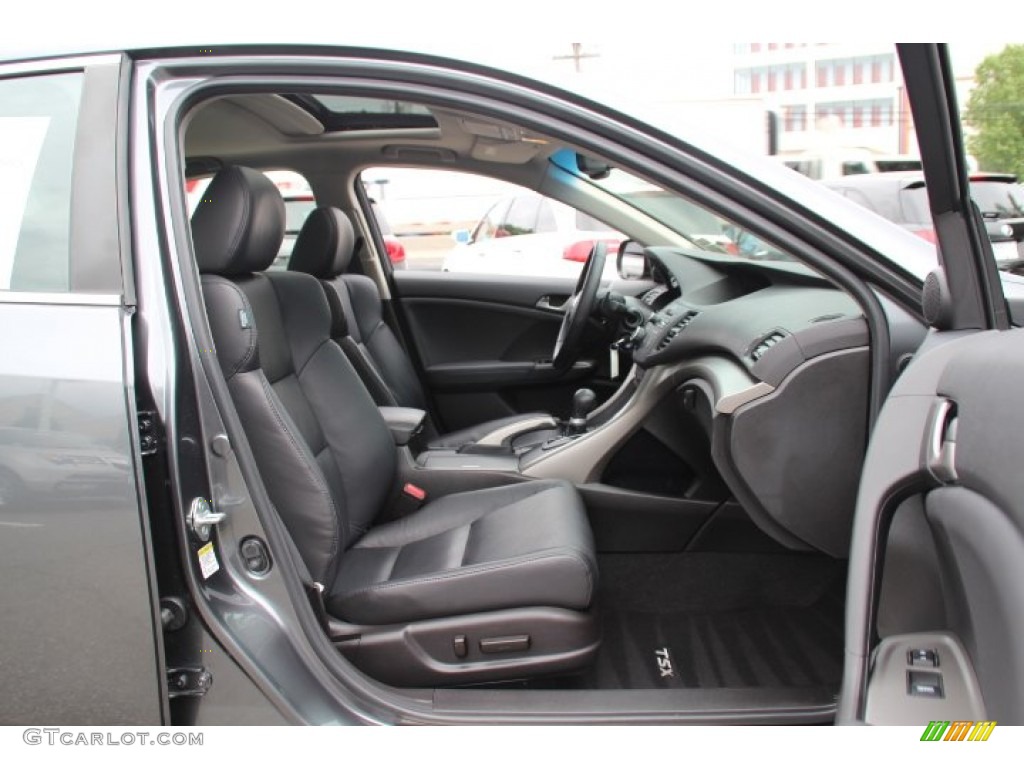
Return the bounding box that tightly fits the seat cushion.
[327,479,596,625]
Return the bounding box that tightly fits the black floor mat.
[576,553,846,690]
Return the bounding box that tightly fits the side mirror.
[451,228,472,245]
[617,240,649,280]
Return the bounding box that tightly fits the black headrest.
[191,166,285,275]
[288,206,356,278]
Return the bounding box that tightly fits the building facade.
[732,43,913,156]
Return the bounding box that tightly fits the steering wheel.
[552,241,607,371]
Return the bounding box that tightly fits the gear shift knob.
[568,388,597,434]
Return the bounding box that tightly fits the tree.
[964,45,1024,178]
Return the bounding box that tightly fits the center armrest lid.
[379,406,426,446]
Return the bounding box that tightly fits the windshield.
[584,167,791,260]
[903,180,1024,225]
[971,181,1024,218]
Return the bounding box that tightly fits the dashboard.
[630,247,869,388]
[625,247,871,556]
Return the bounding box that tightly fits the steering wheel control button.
[907,670,944,698]
[480,635,531,654]
[908,648,939,667]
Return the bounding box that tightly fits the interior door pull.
[536,295,569,312]
[924,399,958,485]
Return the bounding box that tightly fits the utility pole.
[553,43,599,73]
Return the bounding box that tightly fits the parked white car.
[442,193,622,279]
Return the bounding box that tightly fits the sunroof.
[284,94,438,132]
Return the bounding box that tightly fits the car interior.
[176,85,934,717]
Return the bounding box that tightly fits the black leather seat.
[193,167,599,686]
[287,206,553,450]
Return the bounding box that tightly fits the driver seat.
[288,206,556,450]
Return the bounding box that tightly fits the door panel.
[842,45,1020,725]
[0,301,163,724]
[393,271,617,431]
[843,330,1024,724]
[0,56,163,724]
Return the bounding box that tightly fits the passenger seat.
[193,167,599,686]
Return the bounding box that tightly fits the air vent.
[656,311,698,351]
[750,330,788,362]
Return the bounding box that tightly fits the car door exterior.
[0,55,166,724]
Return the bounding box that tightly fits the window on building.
[783,105,808,132]
[734,70,751,95]
[852,104,864,128]
[880,55,893,82]
[816,98,895,129]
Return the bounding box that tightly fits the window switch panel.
[907,670,944,698]
[908,648,939,667]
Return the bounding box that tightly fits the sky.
[3,0,1012,78]
[3,0,1013,117]
[4,2,1011,136]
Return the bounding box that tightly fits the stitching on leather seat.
[337,548,594,612]
[205,277,257,379]
[255,373,342,580]
[351,481,561,550]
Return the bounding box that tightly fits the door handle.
[536,295,570,312]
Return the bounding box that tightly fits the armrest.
[379,407,426,446]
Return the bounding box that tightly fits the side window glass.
[535,201,557,233]
[0,72,83,293]
[361,167,618,278]
[502,197,539,236]
[473,200,509,242]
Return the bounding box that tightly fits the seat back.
[193,167,396,586]
[289,206,427,410]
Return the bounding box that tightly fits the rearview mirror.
[576,153,612,180]
[617,240,649,279]
[451,228,472,245]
